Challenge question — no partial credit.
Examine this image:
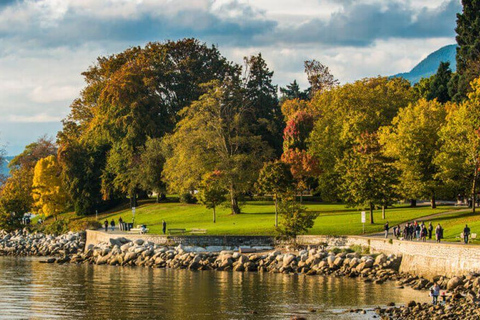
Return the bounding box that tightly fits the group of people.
[104,219,117,232]
[385,221,445,242]
[430,283,446,305]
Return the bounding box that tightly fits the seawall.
[86,230,480,279]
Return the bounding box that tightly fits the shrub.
[179,193,197,204]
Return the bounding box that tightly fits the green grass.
[419,210,480,243]
[73,199,462,236]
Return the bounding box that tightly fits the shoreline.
[2,229,480,319]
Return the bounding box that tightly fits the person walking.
[162,220,167,235]
[430,283,440,305]
[110,219,115,231]
[421,225,427,242]
[464,224,471,244]
[435,223,443,243]
[104,220,108,232]
[415,222,421,240]
[118,217,123,231]
[384,221,389,238]
[428,222,433,240]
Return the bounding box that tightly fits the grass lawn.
[420,209,480,244]
[68,199,462,236]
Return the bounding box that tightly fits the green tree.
[163,80,271,214]
[256,161,294,227]
[436,77,480,213]
[309,77,415,201]
[280,80,309,102]
[278,194,318,241]
[380,99,447,208]
[427,62,452,103]
[139,137,167,202]
[337,133,398,224]
[450,0,480,101]
[197,171,227,223]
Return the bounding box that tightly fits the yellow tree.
[32,155,68,220]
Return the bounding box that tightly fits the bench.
[190,228,207,234]
[129,225,149,234]
[459,233,477,239]
[168,228,186,235]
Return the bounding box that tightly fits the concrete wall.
[86,231,480,279]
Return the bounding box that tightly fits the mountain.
[1,156,13,177]
[392,44,457,84]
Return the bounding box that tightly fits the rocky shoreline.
[2,230,480,319]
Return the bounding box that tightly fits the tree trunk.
[274,196,278,228]
[431,192,436,209]
[213,205,216,223]
[229,185,241,214]
[156,193,160,203]
[472,161,478,214]
[370,202,374,224]
[410,199,417,207]
[382,205,385,220]
[130,191,137,208]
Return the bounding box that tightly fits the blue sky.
[0,0,461,155]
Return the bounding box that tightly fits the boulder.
[447,277,463,290]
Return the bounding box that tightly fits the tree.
[337,133,398,224]
[436,77,480,213]
[0,137,57,216]
[380,99,447,208]
[243,53,283,156]
[163,80,272,214]
[278,194,318,241]
[32,156,69,220]
[450,0,480,101]
[427,62,452,103]
[256,161,294,227]
[280,80,309,102]
[139,137,167,202]
[283,111,315,151]
[280,98,311,120]
[197,171,227,223]
[309,77,415,201]
[304,60,339,97]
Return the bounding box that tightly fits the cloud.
[271,0,461,46]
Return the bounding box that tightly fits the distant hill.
[392,44,457,84]
[1,156,13,177]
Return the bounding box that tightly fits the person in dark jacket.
[104,220,108,232]
[162,220,167,235]
[428,222,433,240]
[464,224,471,244]
[435,223,443,243]
[110,219,115,231]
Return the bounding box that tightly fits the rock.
[374,254,387,266]
[447,277,463,290]
[133,239,144,246]
[407,301,417,308]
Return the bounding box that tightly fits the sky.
[0,0,461,155]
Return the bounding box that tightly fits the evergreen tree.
[428,62,452,103]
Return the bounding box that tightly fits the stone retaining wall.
[85,230,480,279]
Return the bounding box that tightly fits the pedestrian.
[118,217,123,231]
[430,283,440,305]
[435,223,442,243]
[384,221,389,238]
[104,220,108,232]
[162,220,167,235]
[464,224,471,244]
[415,222,421,240]
[110,219,115,231]
[428,222,433,240]
[421,225,427,242]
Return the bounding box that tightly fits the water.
[0,257,429,319]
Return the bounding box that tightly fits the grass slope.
[84,200,459,236]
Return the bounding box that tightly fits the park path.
[365,207,472,239]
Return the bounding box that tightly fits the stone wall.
[85,230,274,249]
[86,231,480,279]
[296,235,480,279]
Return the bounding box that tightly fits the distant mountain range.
[392,44,457,84]
[1,156,13,177]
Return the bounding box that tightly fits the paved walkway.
[365,207,472,242]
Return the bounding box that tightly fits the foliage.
[256,161,294,226]
[0,137,57,216]
[435,77,480,212]
[280,98,311,120]
[32,156,69,219]
[309,77,415,200]
[138,137,167,202]
[163,80,272,214]
[336,133,398,224]
[277,195,318,239]
[283,111,315,151]
[379,99,447,207]
[304,60,339,97]
[179,193,197,204]
[281,149,321,190]
[450,0,480,101]
[0,211,23,232]
[279,80,309,102]
[427,62,452,103]
[197,171,227,223]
